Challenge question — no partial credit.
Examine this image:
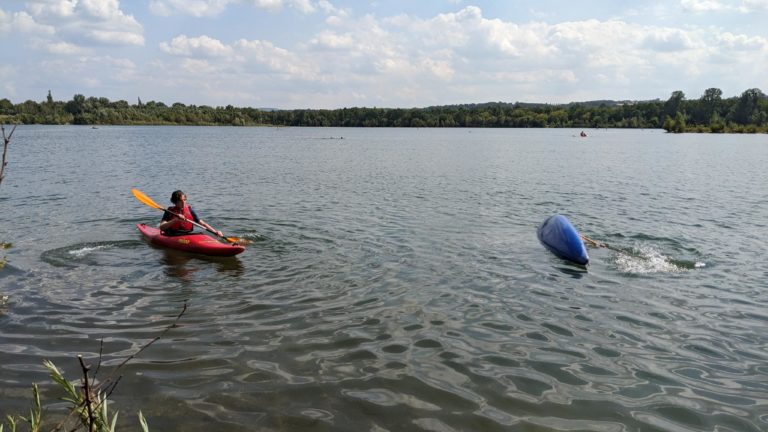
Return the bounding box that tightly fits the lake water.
[1,126,767,431]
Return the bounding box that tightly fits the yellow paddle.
[131,188,250,245]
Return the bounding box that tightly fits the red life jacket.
[166,205,194,232]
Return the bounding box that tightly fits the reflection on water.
[157,247,245,281]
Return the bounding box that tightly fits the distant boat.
[580,131,587,137]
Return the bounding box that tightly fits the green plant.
[0,358,149,432]
[1,303,186,431]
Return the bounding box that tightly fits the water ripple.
[2,127,767,431]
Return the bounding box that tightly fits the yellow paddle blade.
[131,188,164,210]
[226,237,252,245]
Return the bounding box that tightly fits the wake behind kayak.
[137,224,245,257]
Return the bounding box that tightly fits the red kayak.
[137,224,245,257]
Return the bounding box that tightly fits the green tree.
[674,111,686,132]
[663,90,685,119]
[730,88,764,125]
[662,111,686,133]
[697,87,722,124]
[709,112,725,132]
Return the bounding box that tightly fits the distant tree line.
[1,88,766,132]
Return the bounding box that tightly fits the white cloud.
[252,0,336,14]
[680,0,732,12]
[180,58,219,75]
[155,34,316,81]
[641,28,696,52]
[25,0,78,18]
[251,0,284,10]
[4,11,56,35]
[739,0,768,11]
[80,0,123,19]
[149,0,235,17]
[420,57,454,81]
[716,32,767,50]
[10,0,144,51]
[235,39,315,79]
[309,30,355,50]
[318,0,345,16]
[288,0,315,14]
[160,35,234,57]
[45,40,84,54]
[149,0,339,16]
[681,0,768,13]
[282,5,768,105]
[89,29,144,46]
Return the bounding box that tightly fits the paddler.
[159,190,223,237]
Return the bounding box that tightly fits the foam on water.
[613,243,701,274]
[40,240,144,268]
[68,244,110,257]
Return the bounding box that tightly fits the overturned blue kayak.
[537,214,589,265]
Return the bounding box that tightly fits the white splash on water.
[68,245,109,258]
[614,244,686,274]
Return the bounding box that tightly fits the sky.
[1,0,767,109]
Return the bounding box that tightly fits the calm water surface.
[1,126,767,431]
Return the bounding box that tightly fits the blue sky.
[1,0,767,109]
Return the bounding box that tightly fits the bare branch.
[94,301,187,393]
[77,355,96,431]
[93,339,104,379]
[1,124,16,187]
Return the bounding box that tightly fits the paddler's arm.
[197,219,223,238]
[190,207,224,237]
[158,210,176,231]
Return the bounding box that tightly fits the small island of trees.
[1,88,766,133]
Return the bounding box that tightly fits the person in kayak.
[159,190,223,237]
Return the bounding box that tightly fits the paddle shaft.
[581,234,610,249]
[161,208,224,238]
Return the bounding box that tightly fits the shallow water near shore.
[1,126,767,431]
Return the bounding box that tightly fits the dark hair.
[170,190,185,204]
